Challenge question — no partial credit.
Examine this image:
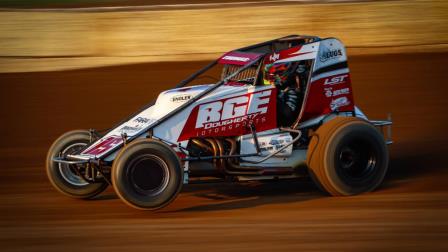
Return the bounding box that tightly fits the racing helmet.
[264,62,294,87]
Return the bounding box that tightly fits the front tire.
[112,139,183,210]
[46,130,108,199]
[307,117,389,196]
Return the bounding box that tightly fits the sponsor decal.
[300,72,354,122]
[324,87,350,98]
[203,113,262,130]
[171,94,192,103]
[82,135,122,156]
[134,116,150,124]
[195,90,271,129]
[263,46,313,64]
[82,115,155,157]
[219,52,263,65]
[320,48,343,62]
[269,53,280,62]
[119,126,141,135]
[332,88,350,97]
[121,116,155,136]
[222,55,250,62]
[198,114,268,137]
[324,74,348,86]
[178,88,276,141]
[266,137,291,153]
[255,133,292,154]
[330,96,350,111]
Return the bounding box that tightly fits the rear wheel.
[112,139,183,210]
[46,130,108,199]
[307,117,388,196]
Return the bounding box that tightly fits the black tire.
[112,139,183,210]
[307,117,389,196]
[46,130,108,199]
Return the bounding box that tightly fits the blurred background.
[0,0,447,72]
[0,0,447,251]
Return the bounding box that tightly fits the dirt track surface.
[1,52,448,251]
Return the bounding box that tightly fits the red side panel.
[299,73,355,122]
[264,46,303,64]
[178,88,277,141]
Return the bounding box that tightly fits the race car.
[46,35,392,210]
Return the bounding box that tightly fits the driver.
[264,61,307,126]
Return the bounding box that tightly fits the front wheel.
[112,139,183,210]
[307,117,389,196]
[46,130,108,199]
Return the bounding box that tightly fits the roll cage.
[219,35,320,85]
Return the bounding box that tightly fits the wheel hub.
[58,143,89,186]
[337,139,377,181]
[128,154,169,197]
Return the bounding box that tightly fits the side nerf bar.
[53,154,99,165]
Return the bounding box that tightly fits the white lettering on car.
[324,74,348,86]
[195,90,272,129]
[222,55,250,62]
[222,96,249,120]
[248,90,271,114]
[196,102,223,128]
[324,87,350,97]
[269,53,280,62]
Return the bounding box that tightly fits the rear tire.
[112,139,183,210]
[307,117,388,196]
[46,130,108,199]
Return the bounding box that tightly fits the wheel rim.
[58,143,89,186]
[336,138,377,182]
[127,154,170,197]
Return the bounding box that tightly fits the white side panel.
[240,149,307,168]
[241,132,293,158]
[313,38,348,72]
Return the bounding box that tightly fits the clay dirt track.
[0,52,448,251]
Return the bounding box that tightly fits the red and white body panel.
[76,83,278,162]
[299,38,354,122]
[175,85,276,141]
[78,85,208,160]
[74,38,358,168]
[264,38,354,123]
[263,42,319,65]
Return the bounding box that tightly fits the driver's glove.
[278,89,299,112]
